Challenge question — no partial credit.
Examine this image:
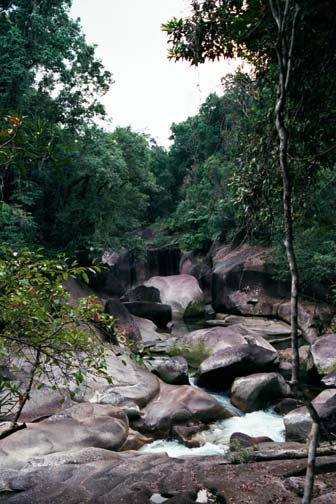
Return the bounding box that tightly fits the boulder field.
[1,241,336,502]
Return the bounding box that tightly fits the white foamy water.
[140,389,285,458]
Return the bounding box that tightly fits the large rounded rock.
[145,356,189,384]
[0,403,129,469]
[131,381,232,437]
[309,333,336,376]
[143,274,204,318]
[72,350,160,409]
[231,372,291,413]
[196,344,279,389]
[284,389,336,442]
[183,325,277,355]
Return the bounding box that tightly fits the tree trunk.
[302,422,320,503]
[268,3,320,503]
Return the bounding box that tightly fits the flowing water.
[141,316,286,458]
[140,392,285,458]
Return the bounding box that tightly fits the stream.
[140,318,286,458]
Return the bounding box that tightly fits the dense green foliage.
[0,248,114,419]
[0,0,168,255]
[0,0,335,304]
[163,0,336,301]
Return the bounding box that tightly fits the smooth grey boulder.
[196,344,279,389]
[131,381,232,437]
[5,384,75,423]
[0,403,129,469]
[309,333,336,376]
[182,325,277,356]
[72,350,160,409]
[231,372,291,413]
[145,356,189,384]
[123,301,172,328]
[284,389,336,442]
[143,274,204,318]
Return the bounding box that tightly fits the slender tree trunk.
[13,345,41,425]
[269,3,319,503]
[302,422,320,503]
[270,0,300,387]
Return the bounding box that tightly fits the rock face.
[131,381,232,437]
[3,448,336,504]
[231,372,291,413]
[309,333,336,376]
[94,244,181,297]
[284,389,336,442]
[123,301,172,328]
[73,350,160,409]
[145,356,189,385]
[0,403,129,469]
[211,244,334,343]
[143,274,204,318]
[196,344,279,389]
